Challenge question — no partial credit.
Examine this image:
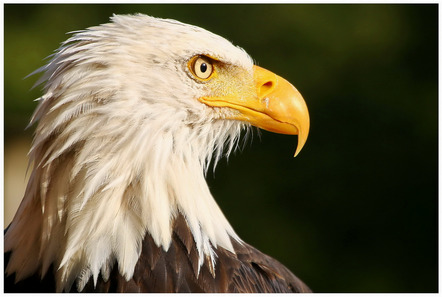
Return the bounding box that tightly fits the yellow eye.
[190,56,214,80]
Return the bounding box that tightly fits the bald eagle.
[4,14,310,293]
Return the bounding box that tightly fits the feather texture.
[5,213,311,293]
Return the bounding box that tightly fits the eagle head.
[5,14,309,292]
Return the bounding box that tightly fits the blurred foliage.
[4,4,437,293]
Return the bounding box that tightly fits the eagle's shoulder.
[229,240,311,293]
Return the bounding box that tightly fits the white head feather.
[5,14,255,292]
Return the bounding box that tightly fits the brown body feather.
[5,214,310,293]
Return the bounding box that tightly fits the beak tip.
[293,146,302,158]
[293,131,308,157]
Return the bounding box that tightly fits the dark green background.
[4,4,438,293]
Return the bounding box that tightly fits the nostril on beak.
[259,81,275,98]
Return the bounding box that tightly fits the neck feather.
[5,95,249,291]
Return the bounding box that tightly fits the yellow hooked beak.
[198,65,310,156]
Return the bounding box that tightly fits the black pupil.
[200,63,207,73]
